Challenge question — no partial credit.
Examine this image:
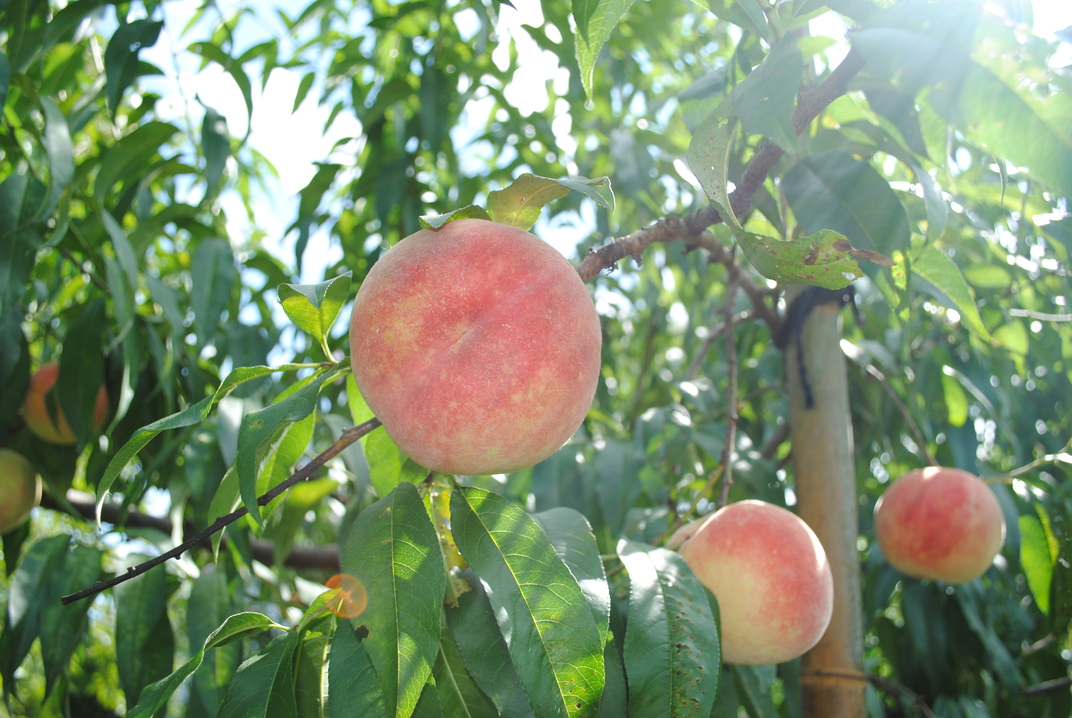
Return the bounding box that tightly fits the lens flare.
[324,573,368,619]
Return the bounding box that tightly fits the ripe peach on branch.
[22,361,109,445]
[677,500,834,665]
[874,466,1006,584]
[0,449,41,534]
[349,218,602,476]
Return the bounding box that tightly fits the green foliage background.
[1,0,1071,716]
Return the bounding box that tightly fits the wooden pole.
[784,291,866,717]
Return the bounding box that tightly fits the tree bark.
[785,293,866,717]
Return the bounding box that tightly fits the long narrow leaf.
[451,486,604,718]
[619,540,721,718]
[342,482,446,718]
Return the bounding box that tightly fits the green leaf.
[574,0,638,104]
[783,150,910,257]
[130,612,284,718]
[961,265,1011,290]
[687,103,740,227]
[96,363,325,518]
[217,630,300,718]
[531,507,611,647]
[940,370,968,427]
[57,300,108,444]
[736,229,864,289]
[104,19,164,114]
[329,624,390,718]
[188,42,255,131]
[730,34,802,153]
[0,536,70,695]
[237,373,327,526]
[487,175,569,230]
[1020,513,1055,616]
[0,174,47,320]
[697,0,768,39]
[38,98,74,221]
[594,439,644,539]
[100,210,140,294]
[201,104,230,197]
[554,176,615,213]
[618,539,721,718]
[451,486,604,718]
[277,272,352,356]
[597,639,627,718]
[850,0,1072,197]
[0,53,8,110]
[413,680,446,718]
[272,477,337,567]
[192,238,237,350]
[342,482,446,718]
[733,665,780,718]
[295,628,331,717]
[116,556,175,708]
[95,121,179,200]
[573,0,600,45]
[434,615,498,718]
[446,581,535,718]
[910,244,992,341]
[187,568,243,714]
[420,205,492,229]
[39,546,102,692]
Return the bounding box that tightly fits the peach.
[23,361,109,445]
[874,466,1005,584]
[0,449,41,534]
[348,218,601,476]
[677,500,834,665]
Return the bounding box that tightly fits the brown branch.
[717,274,741,510]
[805,670,936,718]
[42,490,341,572]
[575,48,868,327]
[861,363,938,466]
[61,417,381,605]
[1023,677,1072,696]
[685,309,753,381]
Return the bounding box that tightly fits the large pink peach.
[0,449,41,534]
[23,361,109,445]
[348,218,601,476]
[874,467,1005,584]
[678,500,834,665]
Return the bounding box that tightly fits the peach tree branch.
[575,48,868,334]
[61,417,381,606]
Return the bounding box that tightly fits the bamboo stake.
[784,292,866,717]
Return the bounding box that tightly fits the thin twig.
[718,275,741,510]
[42,489,340,571]
[986,440,1072,484]
[1023,677,1072,696]
[575,48,868,322]
[862,364,938,466]
[685,309,753,381]
[61,417,381,605]
[805,669,937,718]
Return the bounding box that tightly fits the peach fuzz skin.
[348,219,601,476]
[23,361,110,446]
[874,467,1005,584]
[0,449,41,535]
[678,500,834,665]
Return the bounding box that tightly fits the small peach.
[678,500,834,665]
[23,361,109,445]
[0,449,41,534]
[874,467,1005,584]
